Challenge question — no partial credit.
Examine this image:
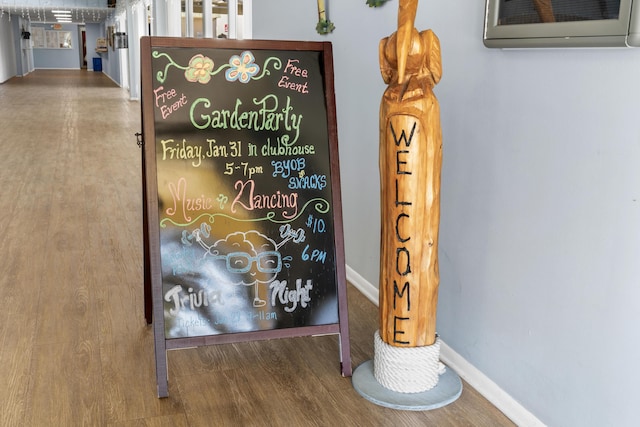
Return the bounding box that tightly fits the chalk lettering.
[204,139,227,157]
[261,136,315,156]
[302,244,327,263]
[161,139,203,167]
[272,158,306,178]
[154,86,177,106]
[178,316,210,329]
[230,179,299,219]
[269,279,313,313]
[190,95,303,145]
[154,86,187,119]
[166,177,215,223]
[283,59,309,78]
[164,285,223,316]
[160,94,188,119]
[278,76,309,94]
[214,310,277,326]
[288,174,327,190]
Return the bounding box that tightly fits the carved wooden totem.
[379,0,443,348]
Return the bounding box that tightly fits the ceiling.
[24,8,114,24]
[9,0,241,24]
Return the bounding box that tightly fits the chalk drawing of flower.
[225,51,260,83]
[184,54,215,84]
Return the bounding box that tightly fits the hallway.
[0,70,513,426]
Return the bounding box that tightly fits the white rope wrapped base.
[373,330,445,393]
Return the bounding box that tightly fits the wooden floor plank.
[27,340,106,426]
[99,335,185,424]
[0,323,34,427]
[106,414,191,427]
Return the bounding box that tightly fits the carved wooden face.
[383,29,425,74]
[380,28,442,87]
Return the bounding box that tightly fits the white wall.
[126,0,147,100]
[32,23,81,69]
[85,22,103,71]
[0,13,17,83]
[13,17,34,76]
[255,1,640,427]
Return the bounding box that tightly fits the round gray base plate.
[352,360,463,411]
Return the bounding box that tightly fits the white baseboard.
[345,264,546,427]
[439,341,546,427]
[103,71,124,88]
[34,67,82,70]
[345,265,378,305]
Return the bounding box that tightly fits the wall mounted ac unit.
[484,0,640,48]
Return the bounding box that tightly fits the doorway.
[78,25,87,69]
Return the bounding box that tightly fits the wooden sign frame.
[140,36,351,398]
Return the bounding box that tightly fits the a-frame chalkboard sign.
[140,36,351,398]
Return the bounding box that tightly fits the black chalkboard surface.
[140,37,351,397]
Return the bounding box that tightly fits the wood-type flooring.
[0,70,514,426]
